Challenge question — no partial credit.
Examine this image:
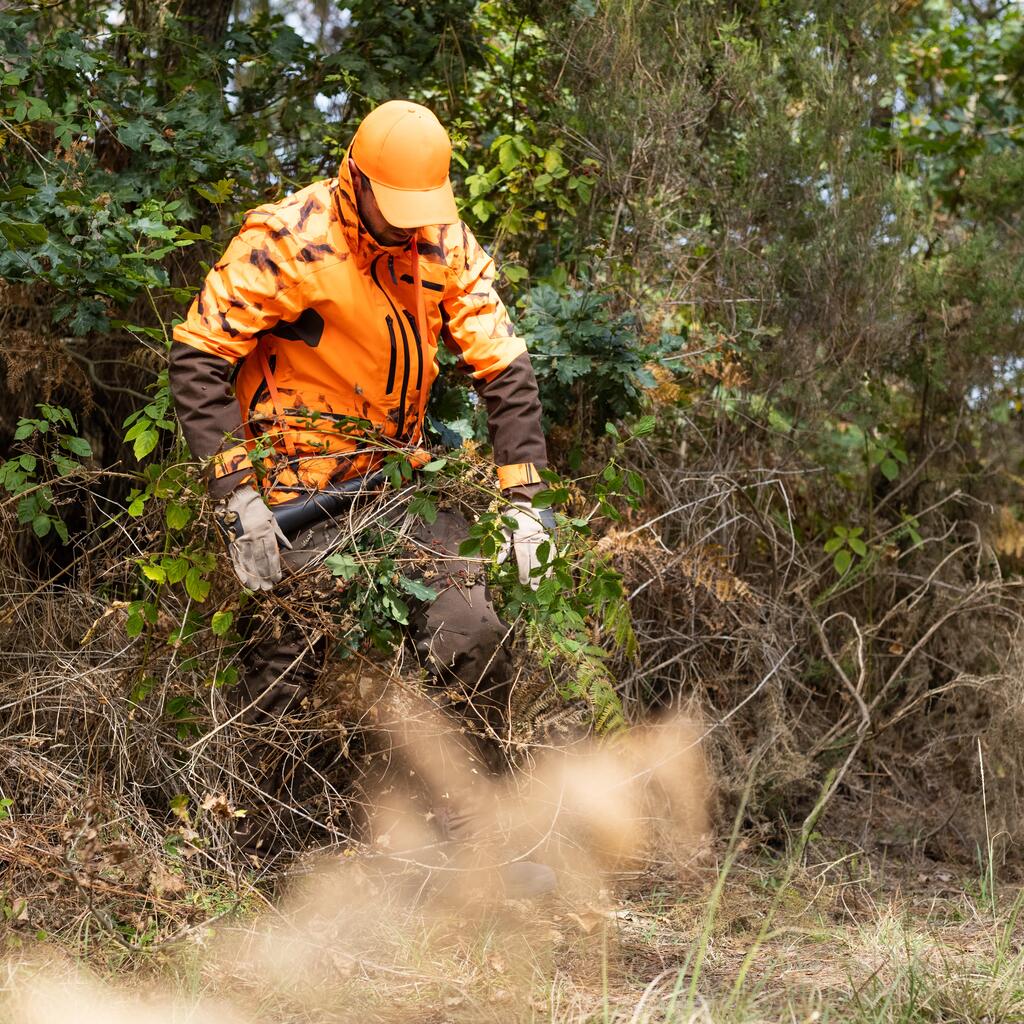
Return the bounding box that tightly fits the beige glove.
[214,485,291,591]
[496,500,556,590]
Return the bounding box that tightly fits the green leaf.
[140,562,167,584]
[325,553,360,580]
[169,794,190,823]
[130,675,156,703]
[18,455,36,472]
[212,666,238,689]
[833,549,853,576]
[823,536,844,554]
[53,454,78,477]
[848,537,868,557]
[133,429,159,460]
[0,185,35,202]
[31,514,51,538]
[498,139,519,173]
[211,610,234,636]
[165,503,191,530]
[768,407,793,433]
[382,593,409,625]
[0,217,48,249]
[880,457,899,481]
[458,537,481,558]
[632,415,656,437]
[117,119,151,151]
[532,487,568,509]
[184,567,210,602]
[61,435,92,458]
[408,491,438,524]
[399,577,437,602]
[193,179,234,204]
[165,557,188,584]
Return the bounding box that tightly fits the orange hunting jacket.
[169,159,546,506]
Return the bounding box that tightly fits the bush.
[519,284,674,436]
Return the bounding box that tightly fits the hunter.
[169,101,555,897]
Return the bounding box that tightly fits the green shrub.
[519,285,673,435]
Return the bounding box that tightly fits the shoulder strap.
[255,339,297,458]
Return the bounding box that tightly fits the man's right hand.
[214,484,291,591]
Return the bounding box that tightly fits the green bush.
[519,285,673,435]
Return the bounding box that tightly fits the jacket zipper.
[403,310,423,390]
[370,254,410,437]
[385,316,397,394]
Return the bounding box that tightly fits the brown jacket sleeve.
[168,342,253,498]
[473,352,547,501]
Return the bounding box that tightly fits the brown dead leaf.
[104,840,136,866]
[201,792,235,819]
[566,907,608,934]
[149,861,187,898]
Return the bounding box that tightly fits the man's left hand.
[497,500,556,589]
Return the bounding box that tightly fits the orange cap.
[351,100,459,229]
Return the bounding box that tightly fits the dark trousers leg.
[230,509,517,850]
[403,510,516,838]
[408,510,514,741]
[230,542,327,852]
[233,520,339,730]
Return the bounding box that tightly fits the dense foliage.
[2,0,1024,866]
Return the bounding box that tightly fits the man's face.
[350,159,413,248]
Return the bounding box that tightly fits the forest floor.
[1,832,1021,1024]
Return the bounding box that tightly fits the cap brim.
[369,176,459,229]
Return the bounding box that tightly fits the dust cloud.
[3,714,711,1022]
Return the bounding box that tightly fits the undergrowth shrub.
[3,1,1024,962]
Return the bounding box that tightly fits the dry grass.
[3,436,1024,1021]
[3,835,1023,1023]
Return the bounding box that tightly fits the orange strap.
[255,339,297,458]
[497,463,542,491]
[410,234,430,442]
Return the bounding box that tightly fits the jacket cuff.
[496,462,542,492]
[208,442,256,498]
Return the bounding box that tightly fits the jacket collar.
[333,146,418,270]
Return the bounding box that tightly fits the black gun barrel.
[271,471,387,536]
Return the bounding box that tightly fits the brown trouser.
[230,505,513,848]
